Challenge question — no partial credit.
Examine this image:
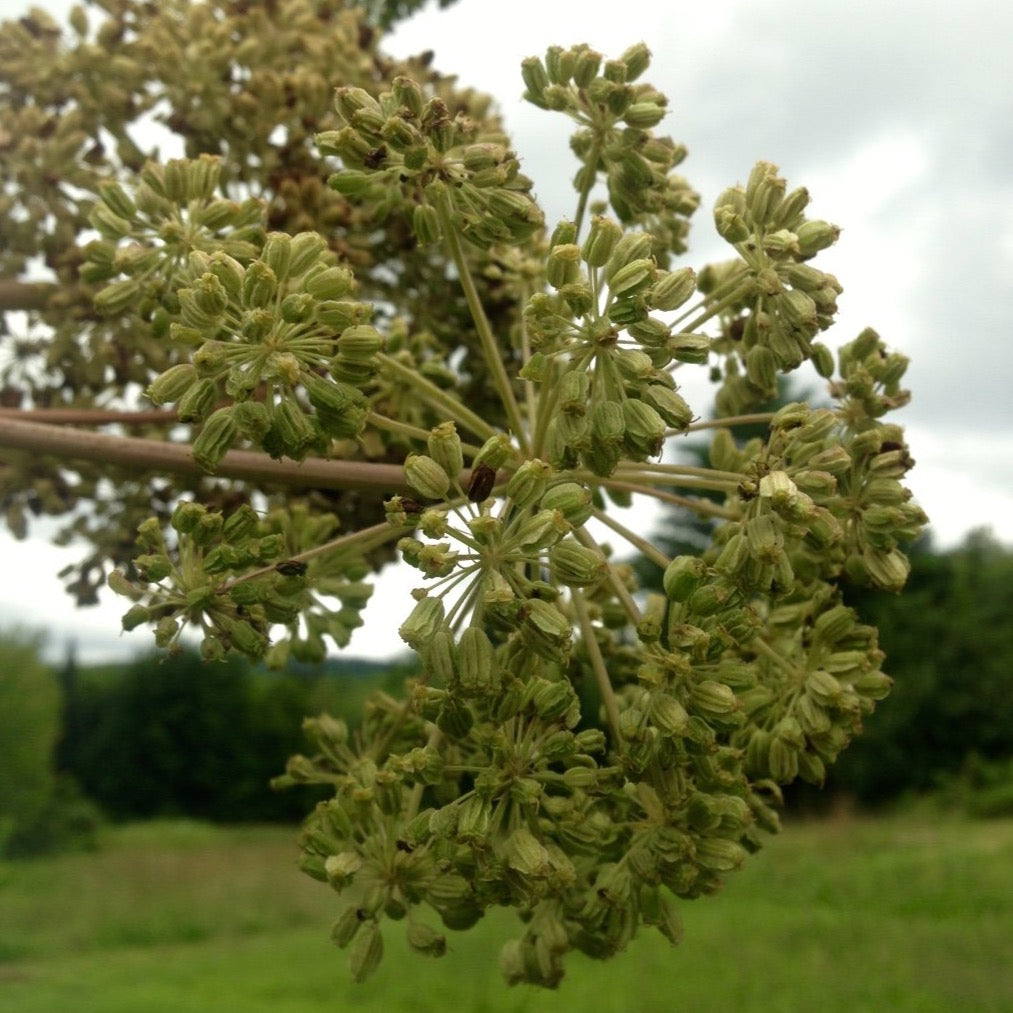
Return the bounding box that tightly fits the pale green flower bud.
[768,737,799,783]
[544,45,571,85]
[627,317,671,348]
[512,509,569,550]
[859,547,909,591]
[399,595,445,650]
[146,363,198,406]
[381,114,423,152]
[778,288,818,332]
[304,266,354,301]
[192,407,238,472]
[620,42,652,81]
[745,161,785,226]
[695,838,746,873]
[259,233,292,282]
[745,344,777,391]
[504,828,549,877]
[615,348,655,382]
[473,433,514,470]
[330,902,364,948]
[573,46,603,87]
[591,400,625,446]
[93,278,141,316]
[281,292,314,324]
[624,100,666,129]
[715,531,749,574]
[648,266,695,311]
[162,159,187,204]
[608,257,655,296]
[796,695,832,736]
[670,333,711,365]
[405,921,446,957]
[622,398,666,455]
[522,598,572,654]
[546,243,582,289]
[605,232,653,281]
[241,261,278,309]
[270,399,316,457]
[121,603,151,631]
[813,606,855,646]
[185,154,221,202]
[650,692,690,737]
[288,232,328,277]
[797,751,826,787]
[772,185,811,228]
[100,181,138,223]
[558,369,591,415]
[405,454,451,501]
[745,513,783,561]
[506,458,551,508]
[425,629,457,685]
[411,204,440,246]
[521,56,550,101]
[177,378,217,423]
[316,300,370,331]
[796,219,840,258]
[810,340,835,378]
[642,383,693,429]
[687,581,733,616]
[426,422,464,483]
[581,215,623,267]
[458,626,498,695]
[324,851,362,892]
[550,541,606,587]
[540,482,593,526]
[333,85,382,123]
[663,555,707,602]
[690,680,739,719]
[805,669,844,711]
[349,920,383,983]
[853,670,892,700]
[714,204,750,244]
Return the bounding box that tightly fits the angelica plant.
[0,1,926,988]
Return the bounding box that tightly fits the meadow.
[2,810,1011,1013]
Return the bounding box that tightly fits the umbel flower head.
[0,3,927,990]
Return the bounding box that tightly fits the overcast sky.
[2,0,1011,661]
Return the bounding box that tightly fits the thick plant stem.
[0,407,177,425]
[0,414,412,492]
[572,588,623,745]
[434,196,529,450]
[0,279,57,311]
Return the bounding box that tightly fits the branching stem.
[433,194,529,451]
[376,353,498,443]
[571,588,623,745]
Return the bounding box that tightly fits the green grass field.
[2,811,1011,1013]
